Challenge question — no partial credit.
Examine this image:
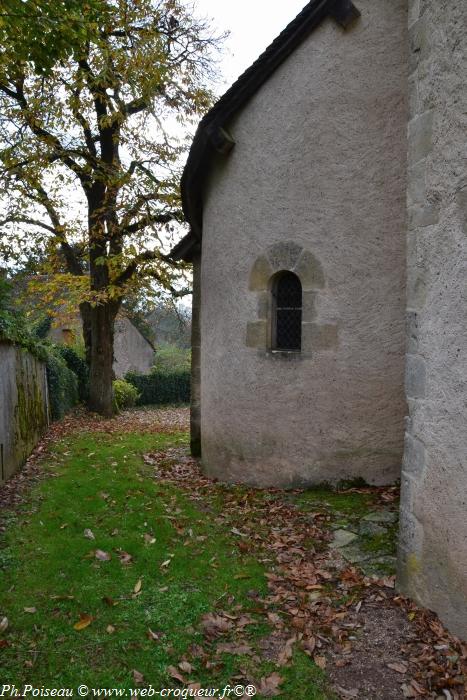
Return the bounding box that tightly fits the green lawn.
[0,431,330,698]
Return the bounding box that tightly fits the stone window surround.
[246,241,338,357]
[270,270,303,352]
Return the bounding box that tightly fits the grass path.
[0,410,465,699]
[0,429,328,697]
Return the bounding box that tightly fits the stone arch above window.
[246,241,338,355]
[249,241,325,292]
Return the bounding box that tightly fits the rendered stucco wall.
[199,0,408,487]
[190,254,202,456]
[0,342,48,484]
[398,0,467,639]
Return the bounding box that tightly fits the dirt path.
[144,446,467,700]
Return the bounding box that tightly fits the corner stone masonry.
[397,0,467,639]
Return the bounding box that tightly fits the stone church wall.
[398,0,467,639]
[199,0,408,487]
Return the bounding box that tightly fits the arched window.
[271,271,302,351]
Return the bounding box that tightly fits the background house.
[48,313,155,378]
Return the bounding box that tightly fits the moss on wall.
[13,353,47,469]
[0,344,48,483]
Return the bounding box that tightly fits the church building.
[172,0,467,639]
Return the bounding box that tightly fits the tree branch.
[0,78,91,187]
[122,211,178,236]
[114,247,187,293]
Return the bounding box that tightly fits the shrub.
[45,350,79,420]
[152,343,191,372]
[56,344,89,402]
[126,370,190,406]
[113,378,140,411]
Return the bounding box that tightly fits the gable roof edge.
[171,0,360,262]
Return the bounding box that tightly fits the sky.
[193,0,308,90]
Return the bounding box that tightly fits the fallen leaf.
[106,624,116,634]
[387,661,408,674]
[102,597,117,607]
[95,549,111,561]
[147,628,162,642]
[231,527,247,537]
[0,617,8,633]
[160,559,172,569]
[134,579,142,594]
[277,637,295,666]
[178,660,192,673]
[302,636,316,655]
[200,613,233,639]
[216,642,252,655]
[314,655,327,670]
[133,670,144,685]
[118,551,133,565]
[0,640,10,648]
[257,672,283,697]
[144,534,156,545]
[267,612,282,626]
[23,607,37,614]
[335,686,359,699]
[167,666,186,684]
[84,529,95,540]
[73,614,93,631]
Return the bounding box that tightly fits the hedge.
[126,370,190,406]
[45,350,79,420]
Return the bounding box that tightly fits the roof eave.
[169,0,360,262]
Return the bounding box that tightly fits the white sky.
[194,0,308,90]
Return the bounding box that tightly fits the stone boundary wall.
[0,341,49,484]
[398,0,467,638]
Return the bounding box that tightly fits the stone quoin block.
[267,241,303,272]
[245,320,267,348]
[407,161,427,205]
[402,433,426,478]
[405,354,426,399]
[293,249,325,289]
[408,203,439,229]
[408,110,434,166]
[248,256,273,291]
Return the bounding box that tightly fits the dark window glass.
[272,272,302,351]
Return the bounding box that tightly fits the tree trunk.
[87,301,119,416]
[85,181,120,417]
[79,301,92,368]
